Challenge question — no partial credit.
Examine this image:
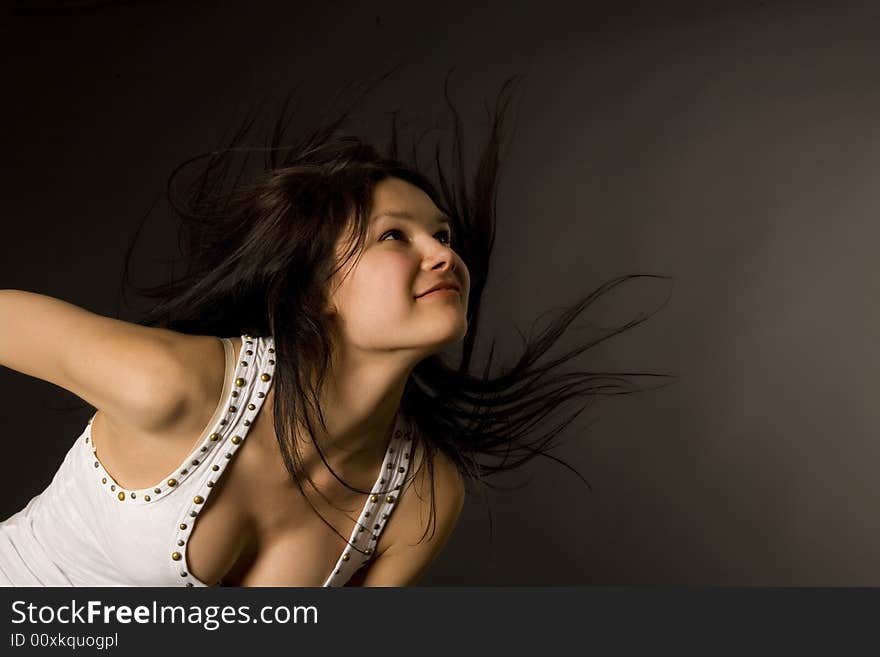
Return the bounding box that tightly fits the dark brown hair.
[121,68,675,554]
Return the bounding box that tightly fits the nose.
[422,242,457,272]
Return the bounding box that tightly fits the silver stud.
[130,492,136,499]
[200,446,208,452]
[398,467,405,473]
[229,406,237,413]
[180,469,188,475]
[268,348,275,353]
[231,390,239,397]
[191,460,199,466]
[207,481,214,488]
[190,511,197,517]
[110,485,116,491]
[212,465,219,471]
[154,488,161,494]
[94,461,99,468]
[181,571,188,577]
[244,420,251,426]
[240,362,248,367]
[220,419,228,425]
[386,463,393,470]
[268,359,275,365]
[226,453,232,459]
[374,524,380,530]
[246,350,253,356]
[177,540,184,546]
[257,392,265,398]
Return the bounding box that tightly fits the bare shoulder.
[347,440,466,586]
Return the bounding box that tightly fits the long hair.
[120,69,675,554]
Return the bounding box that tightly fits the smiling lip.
[416,287,460,299]
[416,282,461,298]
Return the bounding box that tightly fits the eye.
[379,228,455,247]
[379,229,406,242]
[436,229,453,246]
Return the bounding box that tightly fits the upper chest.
[88,341,410,586]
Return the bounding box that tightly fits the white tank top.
[0,334,415,587]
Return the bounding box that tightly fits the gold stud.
[247,403,255,410]
[398,466,405,473]
[117,492,125,501]
[268,348,274,353]
[210,432,220,441]
[386,463,393,470]
[240,361,247,367]
[101,477,107,484]
[171,552,182,561]
[231,435,242,445]
[167,478,178,487]
[212,465,219,471]
[260,373,271,381]
[370,495,378,503]
[235,378,246,387]
[193,495,204,504]
[179,523,187,530]
[228,406,237,413]
[144,495,151,501]
[342,554,350,561]
[268,360,275,365]
[246,350,253,356]
[386,495,395,504]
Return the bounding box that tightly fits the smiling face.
[325,177,470,358]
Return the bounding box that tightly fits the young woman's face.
[326,177,470,358]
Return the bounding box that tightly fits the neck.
[305,340,421,470]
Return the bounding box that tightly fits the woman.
[0,74,671,586]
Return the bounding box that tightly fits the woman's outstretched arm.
[0,289,204,434]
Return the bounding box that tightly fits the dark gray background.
[2,0,878,585]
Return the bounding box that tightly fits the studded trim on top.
[169,334,275,587]
[323,419,416,587]
[83,335,272,506]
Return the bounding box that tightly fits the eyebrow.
[370,209,452,229]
